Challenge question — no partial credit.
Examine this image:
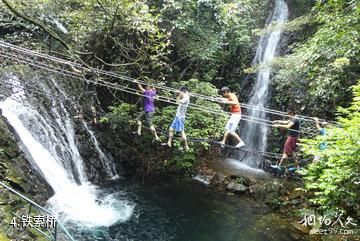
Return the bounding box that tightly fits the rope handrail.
[0,80,313,160]
[0,181,76,241]
[0,42,303,119]
[0,41,334,124]
[0,49,317,136]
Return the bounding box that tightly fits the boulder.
[226,182,248,193]
[253,180,283,204]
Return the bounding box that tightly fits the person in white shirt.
[167,87,190,151]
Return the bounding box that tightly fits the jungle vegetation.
[0,0,359,217]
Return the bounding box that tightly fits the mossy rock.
[0,232,10,241]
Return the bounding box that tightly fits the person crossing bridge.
[219,87,246,148]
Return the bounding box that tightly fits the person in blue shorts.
[167,87,190,151]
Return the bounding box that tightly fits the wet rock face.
[75,122,105,181]
[74,121,126,183]
[75,114,125,180]
[93,123,136,172]
[0,116,51,240]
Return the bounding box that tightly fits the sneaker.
[235,141,245,148]
[218,142,225,148]
[288,167,297,172]
[270,164,281,170]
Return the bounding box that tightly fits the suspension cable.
[0,41,333,124]
[0,50,319,136]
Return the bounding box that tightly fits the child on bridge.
[136,81,160,141]
[167,87,190,151]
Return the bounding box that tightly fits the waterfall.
[241,0,288,166]
[82,121,118,178]
[45,76,118,179]
[0,75,133,227]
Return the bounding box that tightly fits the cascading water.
[47,76,119,179]
[241,0,288,167]
[82,121,118,178]
[0,75,134,228]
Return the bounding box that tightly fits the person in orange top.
[219,87,245,148]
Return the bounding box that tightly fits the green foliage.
[0,232,11,241]
[149,0,270,82]
[300,81,360,215]
[252,15,311,36]
[272,1,360,116]
[101,103,138,130]
[171,150,196,172]
[159,0,262,58]
[4,0,359,196]
[271,197,283,208]
[0,0,271,88]
[0,0,171,78]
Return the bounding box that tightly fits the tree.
[272,0,359,117]
[0,0,171,78]
[300,81,360,215]
[147,0,270,84]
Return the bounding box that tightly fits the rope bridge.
[0,41,330,159]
